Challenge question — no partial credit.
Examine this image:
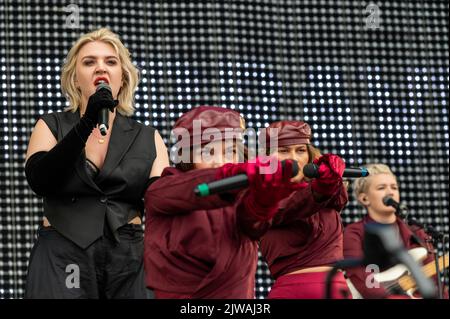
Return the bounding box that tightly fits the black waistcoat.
[39,111,156,249]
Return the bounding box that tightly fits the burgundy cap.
[262,120,311,148]
[173,106,245,147]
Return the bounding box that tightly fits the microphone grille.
[382,196,396,207]
[280,160,299,178]
[303,163,319,178]
[96,81,111,92]
[290,160,299,177]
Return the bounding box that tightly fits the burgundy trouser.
[268,271,352,299]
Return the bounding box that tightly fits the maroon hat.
[173,106,245,147]
[262,120,311,148]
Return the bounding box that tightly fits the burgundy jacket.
[260,184,348,279]
[144,167,272,299]
[343,215,440,298]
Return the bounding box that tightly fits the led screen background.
[0,1,448,298]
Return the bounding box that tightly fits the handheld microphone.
[303,163,369,179]
[96,81,112,136]
[195,160,299,197]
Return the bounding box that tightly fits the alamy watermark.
[65,263,80,289]
[64,4,80,29]
[365,264,381,289]
[365,4,380,30]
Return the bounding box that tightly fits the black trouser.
[25,223,147,299]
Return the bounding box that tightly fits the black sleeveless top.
[39,111,157,249]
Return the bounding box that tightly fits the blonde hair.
[61,28,139,116]
[353,163,397,204]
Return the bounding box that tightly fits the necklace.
[92,128,107,144]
